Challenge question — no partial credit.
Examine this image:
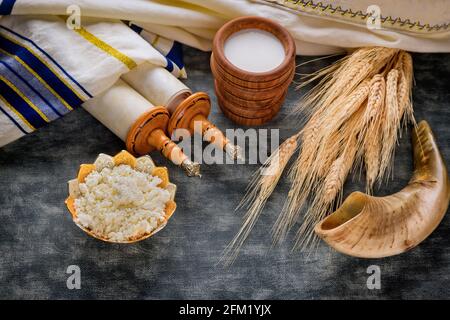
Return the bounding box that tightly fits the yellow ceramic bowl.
[65,150,177,243]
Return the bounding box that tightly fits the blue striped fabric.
[0,53,64,117]
[0,33,84,109]
[165,41,184,72]
[128,22,186,78]
[0,60,60,120]
[0,77,48,129]
[0,0,16,15]
[165,58,174,72]
[0,25,92,98]
[129,23,143,34]
[0,26,91,133]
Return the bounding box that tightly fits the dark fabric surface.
[0,48,448,299]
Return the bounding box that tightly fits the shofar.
[315,120,449,258]
[82,79,200,177]
[122,63,242,160]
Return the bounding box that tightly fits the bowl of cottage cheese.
[66,150,177,243]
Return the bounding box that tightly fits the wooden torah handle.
[147,129,201,177]
[126,106,200,177]
[190,114,241,160]
[169,92,242,160]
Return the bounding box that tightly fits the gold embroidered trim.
[261,0,449,33]
[74,27,137,70]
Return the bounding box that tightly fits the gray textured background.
[0,48,448,299]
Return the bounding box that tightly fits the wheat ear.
[363,74,386,193]
[397,52,415,129]
[294,47,397,117]
[379,69,400,181]
[221,134,299,265]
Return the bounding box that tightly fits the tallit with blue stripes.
[0,12,187,147]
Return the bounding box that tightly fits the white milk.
[224,29,285,73]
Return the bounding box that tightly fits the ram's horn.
[315,120,449,258]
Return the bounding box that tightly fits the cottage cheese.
[74,164,170,241]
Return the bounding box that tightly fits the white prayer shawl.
[0,15,170,146]
[0,0,449,147]
[2,0,449,54]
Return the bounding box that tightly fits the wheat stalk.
[296,47,398,116]
[321,80,370,135]
[221,133,299,266]
[363,74,386,193]
[271,119,323,243]
[269,119,322,243]
[317,131,343,178]
[323,141,358,204]
[397,52,414,128]
[379,69,400,181]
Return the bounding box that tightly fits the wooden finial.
[126,106,201,177]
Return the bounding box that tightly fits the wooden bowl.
[218,96,282,126]
[214,80,284,114]
[211,53,295,90]
[216,87,281,111]
[212,16,296,83]
[211,16,296,126]
[215,87,276,119]
[213,65,293,101]
[211,56,295,95]
[217,87,287,125]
